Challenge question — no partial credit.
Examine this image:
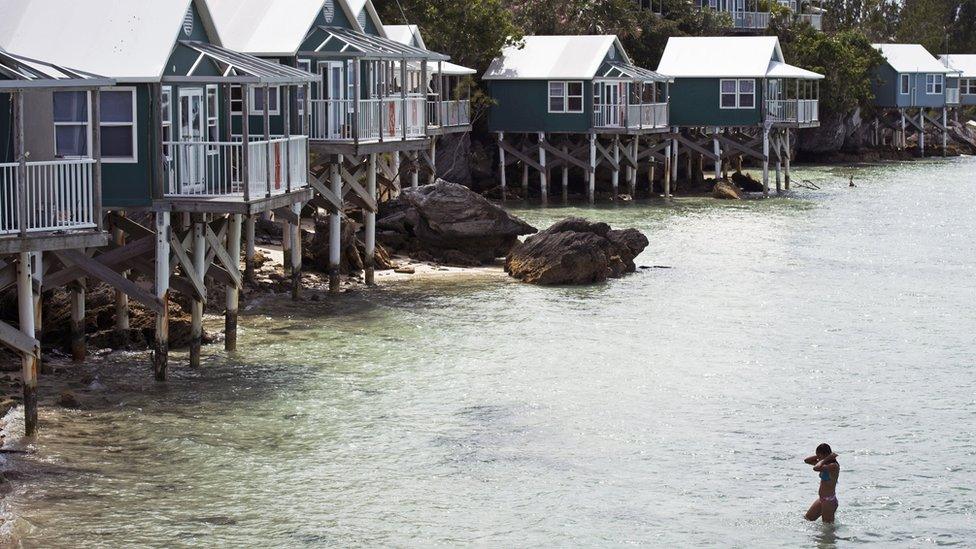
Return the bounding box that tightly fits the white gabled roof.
[657,36,788,78]
[483,35,629,80]
[385,24,475,76]
[0,0,207,82]
[872,44,956,74]
[767,60,824,80]
[940,54,976,78]
[207,0,329,56]
[346,0,387,37]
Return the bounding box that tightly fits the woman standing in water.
[804,443,840,523]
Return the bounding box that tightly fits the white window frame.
[100,86,138,164]
[206,85,219,155]
[249,86,280,115]
[52,90,92,159]
[719,78,755,109]
[899,74,910,95]
[925,73,944,95]
[963,78,976,95]
[548,80,584,114]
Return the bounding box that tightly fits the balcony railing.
[593,102,669,130]
[766,99,819,124]
[946,87,960,105]
[732,11,770,29]
[0,159,97,236]
[163,136,308,199]
[797,13,822,30]
[427,99,471,128]
[309,96,427,143]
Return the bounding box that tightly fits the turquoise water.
[2,158,975,547]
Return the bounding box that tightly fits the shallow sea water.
[2,158,975,547]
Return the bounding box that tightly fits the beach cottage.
[207,0,450,287]
[484,35,672,202]
[0,48,113,435]
[657,36,823,195]
[870,44,959,155]
[0,0,316,382]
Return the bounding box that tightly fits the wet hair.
[816,443,832,457]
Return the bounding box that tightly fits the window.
[720,79,755,109]
[231,85,243,114]
[925,73,944,95]
[161,86,173,151]
[548,81,584,113]
[206,85,219,154]
[250,86,280,114]
[53,91,90,158]
[963,78,976,95]
[100,88,137,162]
[900,74,910,95]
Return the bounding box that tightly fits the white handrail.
[0,159,96,236]
[593,102,669,129]
[309,97,429,142]
[766,99,819,123]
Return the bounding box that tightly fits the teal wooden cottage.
[207,0,451,288]
[657,36,823,195]
[940,55,976,107]
[0,48,113,435]
[484,35,672,202]
[1,0,316,384]
[869,44,959,156]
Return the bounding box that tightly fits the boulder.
[712,179,742,200]
[304,219,394,275]
[730,171,764,193]
[377,180,537,265]
[505,217,649,285]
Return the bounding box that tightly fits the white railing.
[766,99,819,124]
[798,13,822,30]
[0,159,96,236]
[309,97,428,142]
[593,102,669,130]
[164,136,308,199]
[946,87,960,104]
[733,11,770,29]
[427,99,471,128]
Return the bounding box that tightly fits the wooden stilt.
[670,137,678,182]
[629,137,639,197]
[69,278,86,362]
[153,211,170,381]
[762,126,770,198]
[17,252,38,436]
[942,108,948,157]
[281,213,292,276]
[561,144,569,203]
[290,202,302,300]
[329,158,342,294]
[588,133,597,204]
[538,132,548,205]
[900,109,907,149]
[775,141,782,194]
[189,214,205,368]
[497,132,507,201]
[244,214,255,284]
[429,137,437,184]
[411,151,419,189]
[392,152,401,198]
[365,153,377,286]
[663,143,672,199]
[31,252,44,374]
[521,161,529,198]
[611,136,620,198]
[712,128,721,181]
[112,219,129,344]
[784,129,791,190]
[225,213,242,352]
[919,110,925,157]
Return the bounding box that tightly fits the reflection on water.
[2,159,976,547]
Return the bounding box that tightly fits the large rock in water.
[712,179,742,200]
[505,218,649,285]
[377,180,536,265]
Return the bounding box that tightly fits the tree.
[896,0,954,54]
[821,0,901,41]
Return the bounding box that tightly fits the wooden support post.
[17,252,38,436]
[411,151,419,189]
[712,128,721,181]
[775,140,782,194]
[153,211,170,381]
[225,213,242,352]
[611,136,620,197]
[429,137,437,184]
[588,133,597,204]
[113,219,129,344]
[900,109,907,149]
[392,152,401,198]
[521,161,529,198]
[762,126,770,198]
[784,129,791,190]
[671,137,678,182]
[497,132,507,200]
[69,279,86,362]
[281,212,292,276]
[189,214,206,368]
[329,158,342,294]
[919,110,925,157]
[538,132,548,205]
[561,144,569,204]
[663,143,672,199]
[290,202,302,300]
[244,215,256,284]
[365,153,377,286]
[629,138,638,197]
[31,252,43,373]
[942,108,948,157]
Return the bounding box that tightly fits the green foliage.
[777,27,886,116]
[820,0,901,41]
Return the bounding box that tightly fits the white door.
[178,88,206,194]
[603,82,620,127]
[321,62,345,139]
